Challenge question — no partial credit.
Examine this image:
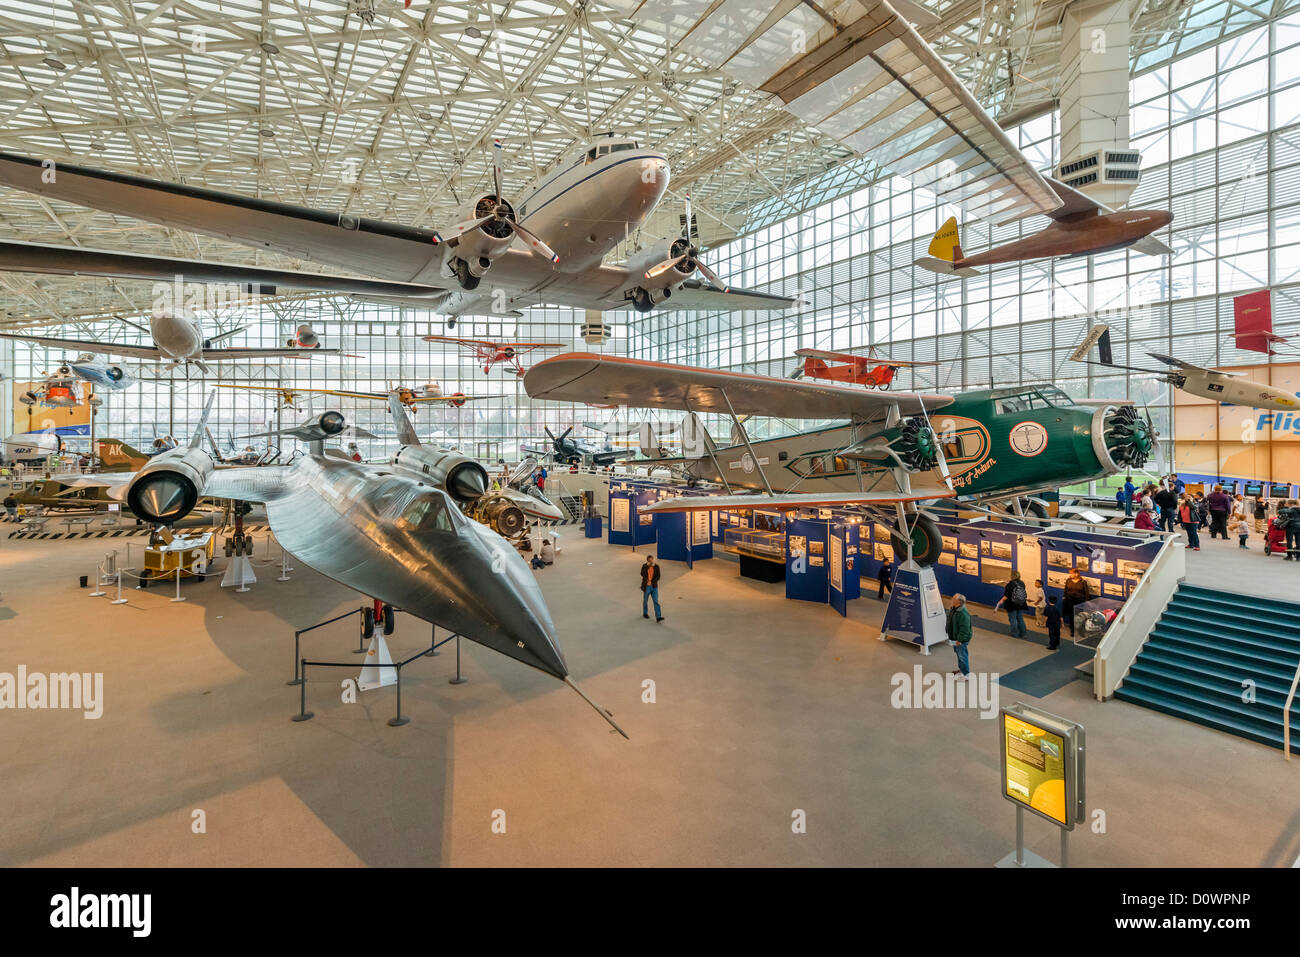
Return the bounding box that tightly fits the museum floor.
[1,524,1298,867]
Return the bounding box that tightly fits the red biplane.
[792,348,939,390]
[424,335,565,376]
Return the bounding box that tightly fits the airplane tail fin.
[95,438,147,466]
[189,392,216,450]
[915,217,980,276]
[388,392,421,447]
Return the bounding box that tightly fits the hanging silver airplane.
[0,136,798,323]
[103,394,624,736]
[0,309,337,372]
[64,353,136,392]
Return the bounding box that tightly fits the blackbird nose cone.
[450,464,487,501]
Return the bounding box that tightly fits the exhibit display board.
[785,519,857,607]
[879,565,948,650]
[655,508,714,563]
[999,703,1085,831]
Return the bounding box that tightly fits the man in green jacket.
[948,593,973,676]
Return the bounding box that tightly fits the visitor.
[1230,494,1249,549]
[1061,568,1092,638]
[1044,595,1063,651]
[1172,473,1186,495]
[1254,492,1270,535]
[1114,486,1126,513]
[540,538,556,565]
[537,466,547,493]
[994,570,1029,639]
[1206,484,1232,539]
[1123,475,1136,517]
[1285,500,1300,561]
[876,557,893,600]
[1028,578,1046,619]
[1134,504,1157,531]
[3,494,16,522]
[1178,495,1201,551]
[1194,491,1209,530]
[640,555,663,621]
[946,593,973,677]
[1154,484,1177,532]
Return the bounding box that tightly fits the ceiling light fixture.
[465,25,483,38]
[259,127,276,138]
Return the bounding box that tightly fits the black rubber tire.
[362,606,375,639]
[382,603,396,636]
[888,513,943,567]
[1020,498,1049,519]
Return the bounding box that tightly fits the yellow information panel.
[1000,704,1084,830]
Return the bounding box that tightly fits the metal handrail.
[1285,654,1300,761]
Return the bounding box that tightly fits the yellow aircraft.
[215,383,477,412]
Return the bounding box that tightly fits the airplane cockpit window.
[399,494,455,532]
[586,148,597,162]
[609,142,635,153]
[1038,386,1071,406]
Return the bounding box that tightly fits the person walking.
[1206,484,1232,540]
[1178,495,1201,551]
[1028,578,1046,619]
[1285,500,1300,562]
[995,570,1029,638]
[1123,475,1136,517]
[640,555,663,621]
[947,593,973,676]
[1154,485,1177,532]
[1061,568,1092,638]
[1044,596,1063,650]
[1230,494,1249,549]
[876,557,893,600]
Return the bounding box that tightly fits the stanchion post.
[425,622,439,657]
[170,564,186,602]
[288,630,303,686]
[291,660,313,722]
[277,544,291,582]
[449,634,467,685]
[112,569,128,605]
[388,662,410,727]
[89,562,106,597]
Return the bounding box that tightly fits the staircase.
[1115,583,1300,754]
[557,494,584,522]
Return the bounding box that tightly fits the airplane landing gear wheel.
[382,603,396,636]
[453,258,481,291]
[1016,498,1049,519]
[362,606,375,639]
[888,513,942,568]
[631,288,653,313]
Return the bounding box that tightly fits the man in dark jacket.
[640,555,663,621]
[1044,596,1063,650]
[947,594,973,676]
[1061,568,1092,638]
[1283,501,1300,561]
[1206,484,1232,539]
[877,558,893,600]
[1154,486,1177,532]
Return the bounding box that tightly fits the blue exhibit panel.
[1036,528,1163,602]
[785,519,829,603]
[843,524,861,600]
[830,524,848,617]
[607,488,657,546]
[654,509,714,562]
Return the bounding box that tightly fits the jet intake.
[318,410,346,436]
[394,447,489,504]
[125,447,213,524]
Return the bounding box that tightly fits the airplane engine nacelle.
[471,493,528,539]
[105,365,129,383]
[295,324,319,348]
[392,446,488,504]
[626,237,695,290]
[317,410,346,436]
[454,195,516,272]
[125,447,214,525]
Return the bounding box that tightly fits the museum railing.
[1284,657,1300,761]
[1093,534,1186,701]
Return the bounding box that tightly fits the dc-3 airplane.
[424,335,564,377]
[524,354,1158,565]
[215,383,474,412]
[0,134,797,323]
[0,310,338,372]
[85,394,617,734]
[792,348,939,390]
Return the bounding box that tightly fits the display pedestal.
[584,516,602,538]
[879,562,949,653]
[740,554,784,582]
[221,555,257,592]
[358,633,396,692]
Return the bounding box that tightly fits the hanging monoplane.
[791,348,940,390]
[424,335,565,377]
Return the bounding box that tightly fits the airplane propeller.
[642,193,730,292]
[434,139,561,264]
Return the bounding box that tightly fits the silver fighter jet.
[124,394,625,736]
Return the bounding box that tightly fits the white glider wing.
[606,0,1061,223]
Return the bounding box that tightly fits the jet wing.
[524,353,954,421]
[205,466,297,503]
[0,331,162,360]
[605,0,1060,224]
[639,486,955,514]
[658,280,803,312]
[0,240,449,299]
[203,346,339,359]
[1147,353,1243,376]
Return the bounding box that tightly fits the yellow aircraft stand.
[141,531,215,581]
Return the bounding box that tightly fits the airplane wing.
[205,466,298,504]
[203,346,338,359]
[1129,234,1175,257]
[507,342,567,350]
[657,280,803,312]
[1040,180,1174,257]
[639,486,955,514]
[0,331,163,360]
[423,335,502,349]
[794,347,938,367]
[605,0,1060,224]
[0,240,449,299]
[1147,353,1243,376]
[524,353,954,421]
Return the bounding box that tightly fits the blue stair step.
[1116,583,1300,755]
